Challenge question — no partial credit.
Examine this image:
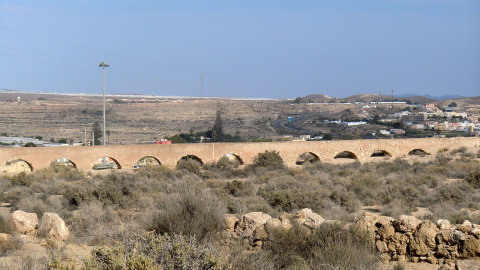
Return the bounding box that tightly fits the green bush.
[225,180,253,197]
[252,150,284,169]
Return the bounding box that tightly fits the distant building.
[401,113,427,123]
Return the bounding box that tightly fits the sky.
[0,0,479,99]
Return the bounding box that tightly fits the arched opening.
[296,152,320,165]
[334,151,358,159]
[135,156,162,169]
[408,149,429,156]
[50,158,77,168]
[2,158,33,173]
[370,150,392,158]
[92,156,121,170]
[179,155,203,165]
[219,153,244,165]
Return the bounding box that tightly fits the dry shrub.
[0,235,22,255]
[265,222,379,270]
[150,182,226,241]
[464,170,480,188]
[84,233,226,270]
[251,150,284,169]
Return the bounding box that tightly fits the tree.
[449,102,457,107]
[212,111,225,142]
[106,130,111,144]
[92,122,102,143]
[24,142,37,147]
[58,138,67,144]
[168,134,188,144]
[323,133,333,140]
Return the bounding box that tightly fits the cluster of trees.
[168,111,243,143]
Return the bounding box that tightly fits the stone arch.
[296,152,320,165]
[370,150,392,158]
[334,151,358,159]
[136,156,162,167]
[219,153,244,165]
[179,155,203,165]
[50,158,77,168]
[92,156,121,170]
[408,149,429,156]
[2,158,33,173]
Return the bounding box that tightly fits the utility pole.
[92,130,94,146]
[99,62,110,145]
[84,128,87,146]
[379,90,382,108]
[201,77,204,98]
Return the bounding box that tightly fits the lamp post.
[99,62,109,145]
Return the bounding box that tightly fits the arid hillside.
[0,91,355,144]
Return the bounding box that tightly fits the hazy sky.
[1,1,479,99]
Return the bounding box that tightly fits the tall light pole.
[99,62,109,145]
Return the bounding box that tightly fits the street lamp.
[99,62,110,145]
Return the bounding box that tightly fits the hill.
[301,94,332,103]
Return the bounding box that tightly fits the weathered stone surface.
[411,221,439,256]
[449,230,466,245]
[393,215,420,233]
[386,232,409,255]
[376,240,388,253]
[223,214,239,232]
[456,259,480,270]
[460,235,480,258]
[10,210,38,235]
[436,219,452,230]
[253,225,268,240]
[38,212,69,241]
[265,218,281,232]
[456,220,473,234]
[377,221,395,240]
[236,212,272,237]
[295,208,324,229]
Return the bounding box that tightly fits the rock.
[471,227,480,238]
[456,220,473,234]
[436,219,452,230]
[38,212,69,241]
[410,221,439,256]
[377,221,395,240]
[10,210,38,235]
[295,208,324,229]
[223,214,239,232]
[236,212,272,237]
[253,225,268,240]
[265,218,281,232]
[456,259,480,270]
[449,230,465,245]
[393,215,420,233]
[376,240,388,253]
[0,233,10,242]
[459,235,480,258]
[386,232,409,255]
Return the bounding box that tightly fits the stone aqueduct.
[0,137,478,172]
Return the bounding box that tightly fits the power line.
[0,44,269,96]
[0,26,309,92]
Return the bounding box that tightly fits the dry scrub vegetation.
[0,148,479,269]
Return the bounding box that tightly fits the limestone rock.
[410,221,439,256]
[38,212,69,241]
[223,214,239,232]
[456,220,473,234]
[386,232,409,255]
[393,215,420,233]
[436,219,452,230]
[236,212,272,237]
[460,235,480,258]
[295,208,324,229]
[265,218,281,232]
[253,225,268,240]
[10,210,38,234]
